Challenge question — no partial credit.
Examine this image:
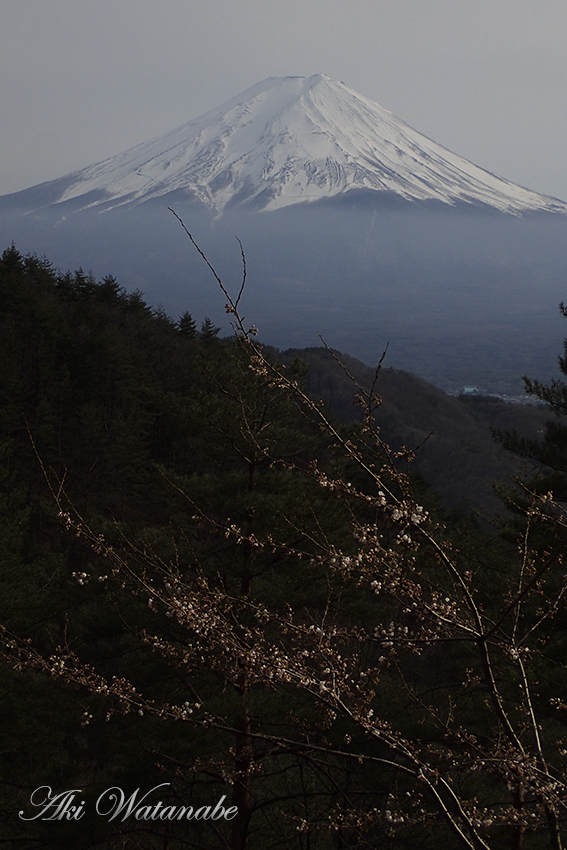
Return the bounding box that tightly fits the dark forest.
[2,244,567,850]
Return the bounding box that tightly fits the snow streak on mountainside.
[11,74,567,217]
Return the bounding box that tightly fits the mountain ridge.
[4,74,567,218]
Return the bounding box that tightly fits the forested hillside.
[2,245,567,850]
[287,348,550,513]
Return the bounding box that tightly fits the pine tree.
[94,274,125,305]
[199,315,220,342]
[177,310,197,339]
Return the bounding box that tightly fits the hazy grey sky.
[2,0,566,200]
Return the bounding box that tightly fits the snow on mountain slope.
[18,74,567,216]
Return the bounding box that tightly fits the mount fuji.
[5,74,567,218]
[3,75,567,394]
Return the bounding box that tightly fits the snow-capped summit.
[14,74,567,216]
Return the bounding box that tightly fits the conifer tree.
[94,274,124,305]
[177,309,197,338]
[199,315,220,342]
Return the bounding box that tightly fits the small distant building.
[461,386,479,395]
